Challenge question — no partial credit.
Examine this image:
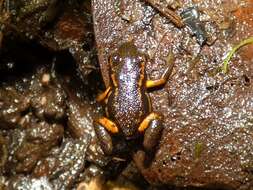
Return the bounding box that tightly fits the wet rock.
[0,41,106,187]
[4,0,63,38]
[67,100,95,139]
[15,142,45,173]
[59,68,108,167]
[0,14,107,187]
[34,135,90,189]
[66,98,109,167]
[6,129,26,157]
[92,0,253,189]
[1,0,96,78]
[1,108,64,175]
[14,121,63,173]
[0,87,30,129]
[25,121,64,145]
[78,164,104,183]
[30,70,67,122]
[8,176,53,190]
[52,8,96,77]
[1,0,252,189]
[33,156,59,178]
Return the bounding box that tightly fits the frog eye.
[109,54,120,65]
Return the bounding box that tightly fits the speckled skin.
[94,41,166,155]
[106,42,150,138]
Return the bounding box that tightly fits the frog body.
[106,42,150,138]
[94,41,173,155]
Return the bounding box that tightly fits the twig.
[144,0,184,28]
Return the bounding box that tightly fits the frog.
[94,41,174,156]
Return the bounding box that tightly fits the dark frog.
[94,41,173,155]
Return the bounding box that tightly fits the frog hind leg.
[135,113,163,167]
[143,119,164,153]
[94,117,119,155]
[138,113,164,153]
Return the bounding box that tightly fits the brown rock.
[92,0,253,189]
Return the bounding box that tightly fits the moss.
[222,37,253,74]
[194,142,203,159]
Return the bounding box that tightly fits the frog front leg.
[96,87,111,102]
[138,113,164,153]
[146,53,174,89]
[94,117,119,155]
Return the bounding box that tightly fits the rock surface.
[92,0,253,189]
